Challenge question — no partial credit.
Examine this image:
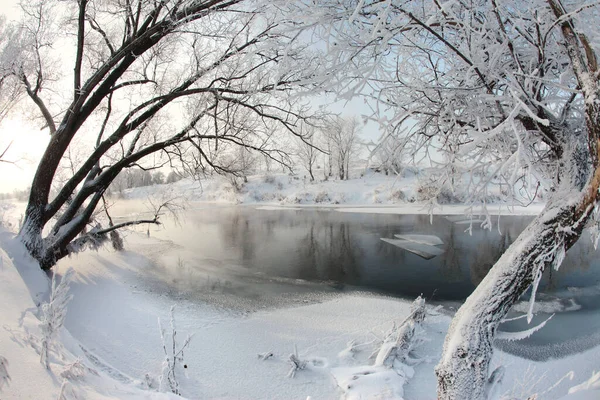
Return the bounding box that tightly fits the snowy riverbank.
[0,176,598,399]
[116,171,546,217]
[1,219,599,398]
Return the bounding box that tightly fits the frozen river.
[114,203,600,360]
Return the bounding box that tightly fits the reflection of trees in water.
[439,225,463,283]
[435,219,522,287]
[468,229,511,286]
[561,235,595,272]
[297,220,362,283]
[221,213,256,262]
[215,209,362,282]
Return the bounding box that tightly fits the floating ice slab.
[381,238,445,260]
[255,206,302,211]
[394,234,444,246]
[445,216,485,225]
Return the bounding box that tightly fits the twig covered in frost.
[484,366,505,400]
[57,379,76,400]
[496,314,554,341]
[60,358,98,381]
[158,306,193,395]
[287,345,307,378]
[375,295,426,367]
[40,268,75,369]
[0,356,10,391]
[567,370,600,395]
[258,351,273,360]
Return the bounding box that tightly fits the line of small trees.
[294,115,363,182]
[107,169,183,196]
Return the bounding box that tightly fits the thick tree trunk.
[435,158,599,399]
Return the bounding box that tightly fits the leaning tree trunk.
[436,3,600,397]
[435,148,600,399]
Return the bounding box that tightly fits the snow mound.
[0,231,180,400]
[331,365,409,400]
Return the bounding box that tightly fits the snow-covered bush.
[314,191,330,203]
[388,189,406,202]
[415,183,461,204]
[158,306,193,395]
[39,268,75,369]
[375,296,426,368]
[60,358,97,381]
[263,175,276,184]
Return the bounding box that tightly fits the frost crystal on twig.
[40,268,75,369]
[158,306,193,395]
[287,345,307,378]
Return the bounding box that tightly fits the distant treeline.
[0,170,184,201]
[107,169,184,196]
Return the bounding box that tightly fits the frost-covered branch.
[40,268,75,369]
[158,306,193,396]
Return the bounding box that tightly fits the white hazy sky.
[0,0,50,193]
[0,0,382,193]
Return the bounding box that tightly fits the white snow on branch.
[496,314,554,341]
[39,268,75,369]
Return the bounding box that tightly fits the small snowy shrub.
[287,345,307,378]
[158,306,193,396]
[332,193,346,204]
[314,191,330,203]
[263,175,276,184]
[287,192,310,204]
[416,183,461,204]
[0,356,9,391]
[40,268,75,369]
[389,189,406,202]
[60,358,97,381]
[375,296,426,367]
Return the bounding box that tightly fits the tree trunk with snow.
[8,0,322,270]
[435,174,598,398]
[436,1,600,396]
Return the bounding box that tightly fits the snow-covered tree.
[318,0,600,398]
[5,0,323,269]
[294,124,320,181]
[324,116,362,180]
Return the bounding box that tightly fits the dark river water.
[120,205,600,359]
[140,206,599,299]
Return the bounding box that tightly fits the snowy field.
[0,177,599,399]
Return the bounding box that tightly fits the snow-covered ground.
[1,175,599,399]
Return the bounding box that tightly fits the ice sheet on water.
[381,238,445,260]
[394,234,444,246]
[445,216,485,225]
